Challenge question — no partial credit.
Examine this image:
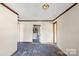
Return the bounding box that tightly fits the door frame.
[53,21,57,44]
[32,25,40,43]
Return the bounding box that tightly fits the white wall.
[19,22,53,44]
[56,4,79,56]
[0,4,18,56]
[40,22,53,44]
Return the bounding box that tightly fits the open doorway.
[53,21,57,44]
[33,25,40,43]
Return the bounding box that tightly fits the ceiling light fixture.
[42,3,49,10]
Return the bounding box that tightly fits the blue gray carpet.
[12,42,66,56]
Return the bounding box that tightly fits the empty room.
[0,3,79,56]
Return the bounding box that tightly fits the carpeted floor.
[12,42,67,56]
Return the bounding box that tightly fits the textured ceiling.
[5,3,74,20]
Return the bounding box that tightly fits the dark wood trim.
[18,20,53,22]
[0,3,77,21]
[53,3,78,21]
[19,3,78,22]
[0,3,19,15]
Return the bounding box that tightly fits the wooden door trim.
[53,21,57,44]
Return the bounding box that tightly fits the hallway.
[12,42,66,56]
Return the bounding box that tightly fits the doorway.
[33,25,40,43]
[53,21,57,44]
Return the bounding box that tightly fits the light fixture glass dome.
[42,3,49,10]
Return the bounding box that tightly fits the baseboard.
[56,47,67,56]
[11,50,18,56]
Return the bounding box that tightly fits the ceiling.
[5,3,74,20]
